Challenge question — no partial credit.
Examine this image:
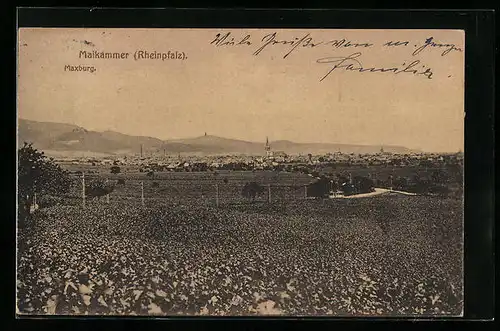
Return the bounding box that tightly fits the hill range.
[18,119,419,157]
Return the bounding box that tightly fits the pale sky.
[17,28,464,152]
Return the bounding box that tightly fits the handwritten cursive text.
[317,52,434,81]
[413,37,463,56]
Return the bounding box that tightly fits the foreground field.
[17,195,463,316]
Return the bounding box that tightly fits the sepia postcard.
[16,28,464,317]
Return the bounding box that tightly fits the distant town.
[54,139,463,174]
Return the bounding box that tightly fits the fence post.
[105,178,110,204]
[304,185,307,198]
[268,184,271,203]
[82,172,86,209]
[141,181,145,206]
[215,184,219,207]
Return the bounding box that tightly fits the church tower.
[265,137,272,157]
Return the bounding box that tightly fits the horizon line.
[18,117,453,153]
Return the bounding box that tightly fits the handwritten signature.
[316,52,434,81]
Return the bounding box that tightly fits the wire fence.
[60,173,315,209]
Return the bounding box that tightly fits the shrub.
[340,183,356,196]
[110,166,121,174]
[85,179,115,199]
[353,176,375,194]
[242,182,264,202]
[307,177,331,197]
